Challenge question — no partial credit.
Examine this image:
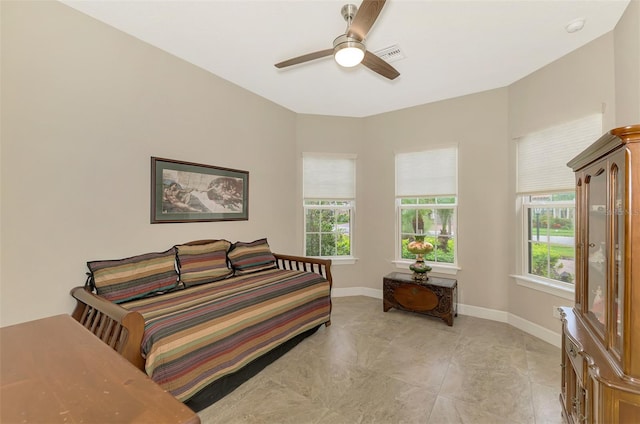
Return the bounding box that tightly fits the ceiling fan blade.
[362,51,399,80]
[275,49,334,69]
[348,0,386,41]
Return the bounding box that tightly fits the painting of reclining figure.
[151,157,249,223]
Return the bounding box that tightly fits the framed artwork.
[151,157,249,223]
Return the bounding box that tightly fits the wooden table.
[1,314,200,424]
[383,272,457,326]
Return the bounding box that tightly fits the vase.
[407,235,433,281]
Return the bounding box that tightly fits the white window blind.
[516,114,602,194]
[396,147,458,196]
[303,153,356,199]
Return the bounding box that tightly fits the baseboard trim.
[508,313,561,347]
[333,287,383,299]
[331,287,561,348]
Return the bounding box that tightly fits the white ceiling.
[61,0,630,118]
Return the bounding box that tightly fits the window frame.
[519,192,576,293]
[394,196,460,274]
[303,199,355,262]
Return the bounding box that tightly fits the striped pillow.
[176,240,233,287]
[228,238,277,275]
[88,248,179,304]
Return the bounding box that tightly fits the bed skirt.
[185,324,322,412]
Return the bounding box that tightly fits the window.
[303,153,355,258]
[516,114,602,288]
[395,147,458,267]
[304,200,352,256]
[523,193,576,284]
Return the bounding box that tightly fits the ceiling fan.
[274,0,400,80]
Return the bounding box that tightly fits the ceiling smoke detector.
[565,18,586,33]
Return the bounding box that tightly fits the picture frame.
[151,157,249,223]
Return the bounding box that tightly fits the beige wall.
[1,1,297,326]
[509,33,616,138]
[614,0,640,127]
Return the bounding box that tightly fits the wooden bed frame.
[70,253,332,372]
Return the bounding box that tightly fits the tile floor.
[198,296,564,424]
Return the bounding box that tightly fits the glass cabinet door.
[584,161,607,338]
[574,177,585,311]
[610,150,626,358]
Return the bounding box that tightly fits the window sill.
[321,256,358,265]
[511,274,574,301]
[392,260,460,276]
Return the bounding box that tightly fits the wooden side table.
[383,272,457,326]
[1,314,200,424]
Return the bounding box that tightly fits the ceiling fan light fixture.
[333,35,365,67]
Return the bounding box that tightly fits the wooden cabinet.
[383,272,457,326]
[560,125,640,423]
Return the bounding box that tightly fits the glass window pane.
[524,192,576,285]
[551,243,575,283]
[529,241,550,279]
[305,201,353,257]
[551,193,576,202]
[436,197,456,204]
[401,209,418,234]
[443,237,456,263]
[306,209,320,232]
[337,233,350,256]
[421,210,434,234]
[422,235,437,261]
[433,208,454,238]
[401,234,413,260]
[530,194,552,203]
[418,198,436,204]
[401,198,418,205]
[549,207,574,246]
[336,209,350,228]
[320,233,336,256]
[528,207,552,241]
[529,238,575,283]
[306,234,320,256]
[398,196,458,265]
[320,209,335,232]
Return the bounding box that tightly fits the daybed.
[70,238,332,411]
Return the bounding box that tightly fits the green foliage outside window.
[401,237,455,263]
[529,243,574,283]
[526,197,576,284]
[305,204,351,257]
[400,197,456,264]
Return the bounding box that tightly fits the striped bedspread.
[121,268,331,402]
